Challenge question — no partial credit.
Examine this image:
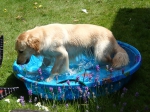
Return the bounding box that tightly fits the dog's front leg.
[41,57,51,68]
[46,47,69,82]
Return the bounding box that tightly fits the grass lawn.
[0,0,150,112]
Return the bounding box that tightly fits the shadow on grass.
[3,73,29,100]
[111,8,150,87]
[110,8,150,111]
[111,8,150,51]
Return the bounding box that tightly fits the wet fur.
[15,24,129,81]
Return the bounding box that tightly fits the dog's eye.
[18,50,23,53]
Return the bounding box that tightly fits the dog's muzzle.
[17,58,30,65]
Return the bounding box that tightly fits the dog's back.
[38,23,129,68]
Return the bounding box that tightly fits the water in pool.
[18,49,132,85]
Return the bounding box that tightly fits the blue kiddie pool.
[13,41,141,100]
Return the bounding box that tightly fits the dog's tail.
[112,44,129,69]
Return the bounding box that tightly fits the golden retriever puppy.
[15,24,129,82]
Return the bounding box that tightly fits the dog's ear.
[15,32,28,50]
[27,35,40,53]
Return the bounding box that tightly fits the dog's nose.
[25,59,30,64]
[16,59,29,65]
[17,60,21,64]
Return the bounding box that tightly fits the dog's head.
[15,32,41,65]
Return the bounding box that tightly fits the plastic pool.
[13,41,141,100]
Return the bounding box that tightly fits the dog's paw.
[45,74,58,82]
[45,77,53,82]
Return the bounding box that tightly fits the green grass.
[0,0,150,112]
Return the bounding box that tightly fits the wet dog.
[15,24,129,81]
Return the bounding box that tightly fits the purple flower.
[20,96,24,100]
[135,92,139,97]
[123,87,128,93]
[83,93,87,103]
[38,68,42,75]
[87,92,90,97]
[77,86,81,91]
[20,96,25,106]
[28,90,32,96]
[95,77,98,83]
[76,76,80,82]
[123,102,127,106]
[96,65,100,71]
[85,87,88,91]
[66,103,69,108]
[109,67,113,73]
[77,86,82,93]
[93,84,97,87]
[49,87,53,93]
[144,105,149,111]
[80,90,83,94]
[58,87,61,93]
[67,80,70,85]
[20,100,25,106]
[40,76,44,80]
